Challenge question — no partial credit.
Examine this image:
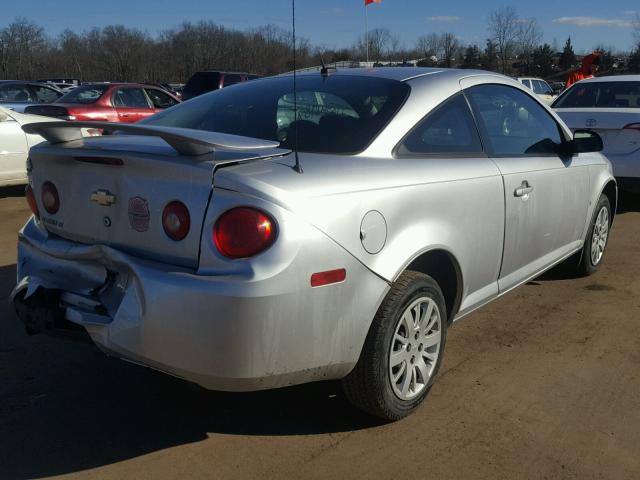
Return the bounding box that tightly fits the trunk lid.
[555,108,640,155]
[27,128,287,269]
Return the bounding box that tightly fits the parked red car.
[24,83,181,122]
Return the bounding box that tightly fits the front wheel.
[577,194,611,276]
[342,271,447,421]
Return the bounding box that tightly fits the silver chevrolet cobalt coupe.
[13,68,616,420]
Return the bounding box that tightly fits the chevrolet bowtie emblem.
[90,189,117,206]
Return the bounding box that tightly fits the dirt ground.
[1,186,639,480]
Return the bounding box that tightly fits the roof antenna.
[319,51,328,75]
[291,0,303,174]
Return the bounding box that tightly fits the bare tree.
[516,18,542,72]
[440,33,460,68]
[355,28,394,62]
[633,13,640,47]
[488,6,520,73]
[387,33,402,59]
[0,18,48,79]
[415,33,441,65]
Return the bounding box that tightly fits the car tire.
[577,194,611,276]
[342,271,447,421]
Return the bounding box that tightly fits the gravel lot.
[1,186,639,480]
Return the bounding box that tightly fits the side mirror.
[571,129,603,153]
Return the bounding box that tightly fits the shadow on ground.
[618,191,640,214]
[531,256,581,282]
[0,185,25,199]
[0,264,381,479]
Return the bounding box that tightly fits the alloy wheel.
[590,206,609,266]
[389,297,442,400]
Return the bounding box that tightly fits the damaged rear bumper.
[13,218,389,392]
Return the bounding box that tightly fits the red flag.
[365,0,382,5]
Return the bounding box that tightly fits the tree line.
[1,8,639,84]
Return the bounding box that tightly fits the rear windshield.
[141,75,410,154]
[554,81,640,108]
[183,72,221,98]
[57,85,108,104]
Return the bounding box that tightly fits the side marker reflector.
[310,269,346,288]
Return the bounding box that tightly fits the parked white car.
[0,107,62,187]
[518,77,557,105]
[553,75,640,192]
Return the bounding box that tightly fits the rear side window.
[0,84,35,103]
[397,94,482,156]
[145,88,179,109]
[521,79,532,89]
[141,75,410,154]
[112,88,150,108]
[466,84,562,156]
[553,81,640,108]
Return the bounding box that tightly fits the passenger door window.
[31,85,62,103]
[144,88,179,109]
[112,87,152,122]
[112,88,151,108]
[532,80,553,96]
[465,84,563,156]
[397,94,483,156]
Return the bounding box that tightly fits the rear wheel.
[342,271,447,421]
[578,194,611,276]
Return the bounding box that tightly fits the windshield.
[57,85,108,104]
[141,75,410,154]
[553,81,640,109]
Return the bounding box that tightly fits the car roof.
[0,80,47,85]
[0,80,62,92]
[292,67,506,83]
[79,82,169,89]
[194,71,250,75]
[579,75,640,83]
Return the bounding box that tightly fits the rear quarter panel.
[214,153,505,320]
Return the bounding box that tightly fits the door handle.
[514,181,534,197]
[121,113,130,118]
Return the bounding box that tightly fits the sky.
[3,0,638,53]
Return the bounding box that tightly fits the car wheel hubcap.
[590,206,609,266]
[389,297,442,401]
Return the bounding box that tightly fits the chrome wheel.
[590,206,609,266]
[389,297,442,400]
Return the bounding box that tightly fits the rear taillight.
[213,207,277,258]
[162,201,190,241]
[25,185,39,217]
[41,181,60,214]
[623,123,640,131]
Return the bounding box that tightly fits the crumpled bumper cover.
[13,218,389,391]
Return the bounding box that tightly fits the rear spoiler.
[22,121,281,156]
